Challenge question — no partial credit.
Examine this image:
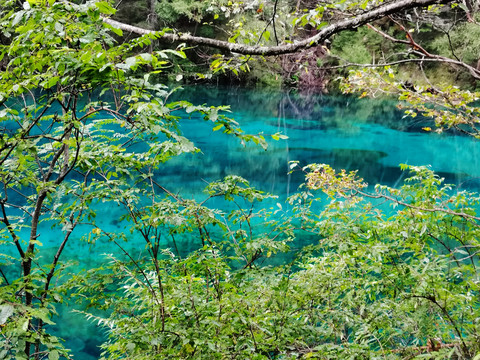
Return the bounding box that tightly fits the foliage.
[342,66,480,137]
[330,26,393,65]
[2,0,480,359]
[429,14,480,67]
[0,0,274,358]
[78,164,480,359]
[179,0,292,84]
[154,0,216,25]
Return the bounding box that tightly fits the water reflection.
[169,86,480,199]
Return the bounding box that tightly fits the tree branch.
[103,0,453,56]
[0,199,25,259]
[366,22,480,79]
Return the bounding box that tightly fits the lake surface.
[4,86,480,358]
[172,86,480,195]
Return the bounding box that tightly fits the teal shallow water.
[3,86,480,358]
[173,86,480,195]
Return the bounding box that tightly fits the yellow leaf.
[184,343,194,353]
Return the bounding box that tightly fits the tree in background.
[108,0,480,91]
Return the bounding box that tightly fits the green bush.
[82,165,480,359]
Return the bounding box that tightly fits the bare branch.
[366,23,480,79]
[0,200,25,259]
[103,0,453,56]
[322,55,448,70]
[359,189,480,223]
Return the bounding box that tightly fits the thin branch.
[321,55,455,70]
[366,23,480,79]
[258,0,280,46]
[339,187,480,223]
[272,0,279,45]
[0,267,9,285]
[389,16,432,57]
[409,294,470,355]
[0,200,25,259]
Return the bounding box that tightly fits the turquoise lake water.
[4,86,480,358]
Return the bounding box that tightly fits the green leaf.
[103,22,123,37]
[262,30,270,42]
[54,22,63,33]
[48,350,59,360]
[95,1,116,15]
[44,76,59,89]
[0,304,14,325]
[125,57,137,69]
[20,318,29,332]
